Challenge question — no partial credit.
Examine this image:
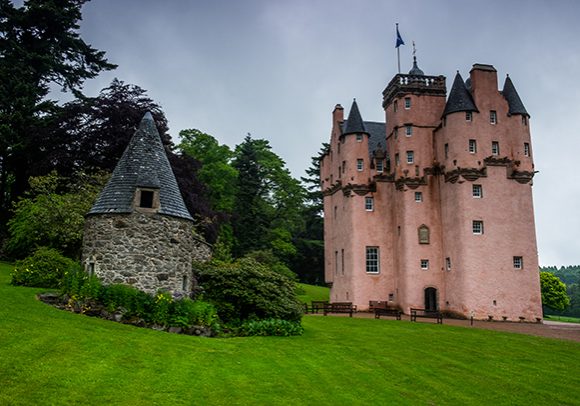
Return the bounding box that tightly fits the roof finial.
[408,41,424,76]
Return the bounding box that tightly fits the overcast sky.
[48,0,579,267]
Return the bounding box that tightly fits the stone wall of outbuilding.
[82,212,211,295]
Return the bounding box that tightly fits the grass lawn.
[1,261,579,405]
[545,315,580,324]
[296,282,329,304]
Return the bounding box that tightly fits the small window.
[472,184,482,198]
[182,275,188,291]
[492,141,500,156]
[418,225,430,244]
[472,220,484,235]
[404,97,411,109]
[394,127,399,139]
[524,143,530,157]
[444,143,449,159]
[405,125,413,137]
[466,111,472,121]
[393,100,398,112]
[395,153,400,166]
[446,257,451,271]
[337,166,341,178]
[406,151,414,164]
[337,142,341,153]
[415,192,423,202]
[365,197,374,211]
[513,256,523,269]
[87,262,95,277]
[341,249,345,275]
[490,110,497,124]
[366,247,380,274]
[388,293,394,301]
[342,161,346,173]
[334,206,337,219]
[357,159,363,171]
[139,190,154,208]
[420,259,429,270]
[469,139,477,154]
[356,134,363,142]
[335,251,339,274]
[522,116,528,126]
[376,160,384,173]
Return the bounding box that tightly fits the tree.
[540,271,570,312]
[0,0,116,218]
[6,171,108,259]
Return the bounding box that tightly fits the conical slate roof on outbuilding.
[88,112,193,221]
[502,75,529,117]
[342,99,368,135]
[443,72,479,117]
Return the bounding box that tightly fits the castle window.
[466,111,472,121]
[356,134,363,142]
[420,259,429,270]
[513,256,523,269]
[394,127,399,139]
[492,141,500,156]
[342,161,346,173]
[406,151,414,164]
[524,143,530,157]
[394,100,398,112]
[472,184,483,198]
[136,189,159,210]
[418,225,430,244]
[338,166,341,178]
[446,257,451,271]
[365,197,374,211]
[395,153,400,166]
[469,139,477,154]
[182,275,188,291]
[366,247,380,274]
[444,143,449,159]
[405,125,413,137]
[334,206,337,219]
[376,159,384,173]
[357,159,364,171]
[522,116,528,126]
[388,293,394,301]
[337,142,340,153]
[490,110,497,124]
[341,249,345,274]
[415,192,423,202]
[404,97,411,109]
[335,251,339,274]
[87,261,95,277]
[472,220,484,235]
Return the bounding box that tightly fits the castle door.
[424,287,437,311]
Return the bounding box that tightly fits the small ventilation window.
[140,190,155,208]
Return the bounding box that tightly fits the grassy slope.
[1,262,579,405]
[296,283,329,304]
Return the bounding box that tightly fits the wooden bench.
[306,300,329,314]
[410,308,443,324]
[370,301,402,320]
[323,302,357,317]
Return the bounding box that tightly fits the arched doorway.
[424,287,438,311]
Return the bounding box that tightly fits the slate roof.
[88,112,193,221]
[340,120,386,156]
[342,100,367,135]
[501,75,529,117]
[443,72,479,116]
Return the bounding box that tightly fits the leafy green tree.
[540,271,570,312]
[6,171,108,259]
[0,0,115,217]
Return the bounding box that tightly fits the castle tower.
[82,112,211,295]
[382,58,447,312]
[436,64,541,320]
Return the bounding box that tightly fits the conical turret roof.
[443,72,479,116]
[88,112,193,221]
[502,75,529,117]
[342,99,367,135]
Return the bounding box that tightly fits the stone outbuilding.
[82,112,211,295]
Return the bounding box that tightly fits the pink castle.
[320,60,542,321]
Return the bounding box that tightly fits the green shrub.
[169,299,219,328]
[61,265,102,300]
[238,319,303,336]
[194,258,303,323]
[11,247,78,288]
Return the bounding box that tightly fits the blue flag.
[396,26,405,48]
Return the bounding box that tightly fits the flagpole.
[396,23,401,74]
